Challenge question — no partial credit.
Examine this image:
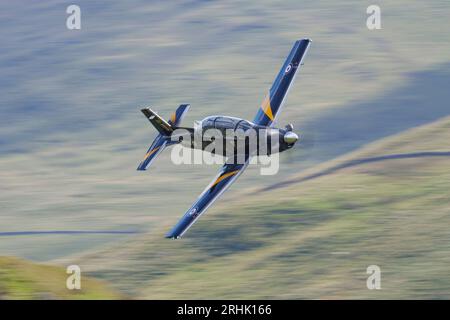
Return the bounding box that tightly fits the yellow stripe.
[261,95,274,121]
[143,146,160,161]
[210,170,239,188]
[170,112,176,124]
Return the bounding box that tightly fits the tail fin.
[137,104,191,171]
[168,104,190,127]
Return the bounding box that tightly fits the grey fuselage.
[172,115,296,157]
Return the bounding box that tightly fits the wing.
[165,159,250,239]
[253,38,311,127]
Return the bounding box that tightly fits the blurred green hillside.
[76,115,450,299]
[1,0,450,299]
[0,256,121,299]
[1,0,450,261]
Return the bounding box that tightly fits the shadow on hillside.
[296,63,450,164]
[267,151,450,191]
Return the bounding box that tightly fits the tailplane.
[141,108,174,136]
[137,104,190,171]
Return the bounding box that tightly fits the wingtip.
[165,228,182,239]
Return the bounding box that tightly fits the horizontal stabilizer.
[141,108,173,136]
[137,134,167,171]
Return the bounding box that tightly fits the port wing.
[253,39,311,127]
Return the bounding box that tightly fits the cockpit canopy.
[200,116,255,131]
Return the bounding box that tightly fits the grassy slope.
[0,256,121,299]
[78,115,450,299]
[1,1,449,298]
[1,0,450,261]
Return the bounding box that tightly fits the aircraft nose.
[283,131,299,144]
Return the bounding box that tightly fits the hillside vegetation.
[0,256,121,299]
[78,116,450,299]
[2,0,450,261]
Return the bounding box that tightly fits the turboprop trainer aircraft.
[137,39,311,238]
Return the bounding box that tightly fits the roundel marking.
[285,64,292,74]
